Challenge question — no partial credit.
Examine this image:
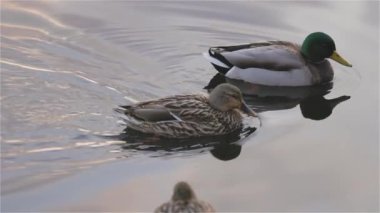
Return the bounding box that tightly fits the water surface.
[1,1,379,211]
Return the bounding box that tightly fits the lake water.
[1,1,379,212]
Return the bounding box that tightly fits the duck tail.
[203,49,231,74]
[114,105,134,115]
[119,116,148,132]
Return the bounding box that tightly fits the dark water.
[1,1,379,211]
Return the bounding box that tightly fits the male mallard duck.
[203,32,352,86]
[155,181,215,213]
[116,83,257,138]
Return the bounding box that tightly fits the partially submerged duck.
[116,83,257,138]
[155,181,215,212]
[203,32,352,86]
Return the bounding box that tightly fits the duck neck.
[301,51,325,64]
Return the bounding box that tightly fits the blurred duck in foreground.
[116,83,257,138]
[155,181,215,213]
[203,32,352,86]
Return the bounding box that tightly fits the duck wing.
[116,94,208,122]
[125,120,218,138]
[122,107,221,138]
[204,41,304,72]
[125,106,183,122]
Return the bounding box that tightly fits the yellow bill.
[330,51,352,67]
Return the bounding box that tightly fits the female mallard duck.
[116,83,257,138]
[203,32,352,86]
[155,181,215,212]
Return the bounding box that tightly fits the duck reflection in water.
[205,73,351,120]
[116,126,255,161]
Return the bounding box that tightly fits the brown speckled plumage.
[117,84,255,138]
[120,94,242,138]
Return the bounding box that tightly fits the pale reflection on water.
[1,0,378,212]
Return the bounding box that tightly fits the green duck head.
[209,83,257,117]
[301,32,352,67]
